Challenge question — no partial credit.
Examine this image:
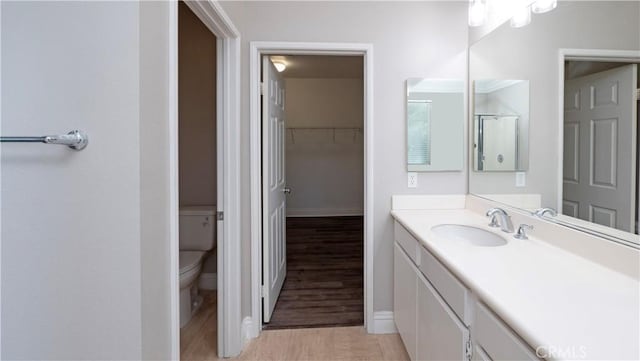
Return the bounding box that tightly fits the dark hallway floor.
[263,216,364,330]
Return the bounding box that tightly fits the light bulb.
[532,0,557,14]
[468,0,486,27]
[273,62,286,72]
[511,4,531,28]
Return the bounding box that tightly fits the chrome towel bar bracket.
[0,130,88,151]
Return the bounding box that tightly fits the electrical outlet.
[408,172,418,188]
[515,172,526,187]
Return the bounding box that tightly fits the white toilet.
[179,206,216,328]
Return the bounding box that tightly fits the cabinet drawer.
[394,221,420,265]
[418,246,469,324]
[474,301,539,361]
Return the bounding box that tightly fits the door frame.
[170,1,242,358]
[249,41,375,337]
[556,49,640,213]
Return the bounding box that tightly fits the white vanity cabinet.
[394,243,418,360]
[393,221,539,361]
[394,222,471,361]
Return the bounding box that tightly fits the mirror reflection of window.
[407,100,432,166]
[405,78,464,172]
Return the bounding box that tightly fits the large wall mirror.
[468,1,640,245]
[406,78,464,172]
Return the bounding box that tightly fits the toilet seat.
[180,251,205,275]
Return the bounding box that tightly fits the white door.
[262,57,287,323]
[2,2,143,359]
[563,64,637,232]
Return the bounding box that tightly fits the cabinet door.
[417,272,469,361]
[394,243,418,360]
[474,302,539,361]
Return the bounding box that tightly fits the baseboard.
[286,207,364,217]
[199,272,217,290]
[371,311,397,334]
[241,316,258,345]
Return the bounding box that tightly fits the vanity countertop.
[391,209,640,361]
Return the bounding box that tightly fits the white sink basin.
[431,224,507,247]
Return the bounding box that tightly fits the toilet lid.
[179,251,205,275]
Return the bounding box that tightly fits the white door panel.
[563,64,637,232]
[262,57,286,323]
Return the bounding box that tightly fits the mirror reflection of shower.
[473,79,530,172]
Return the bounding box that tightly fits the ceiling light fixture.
[532,0,557,14]
[510,3,532,28]
[468,0,486,27]
[273,62,286,72]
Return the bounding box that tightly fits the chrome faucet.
[486,208,514,233]
[533,207,557,217]
[514,224,534,240]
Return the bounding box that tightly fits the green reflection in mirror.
[407,100,431,166]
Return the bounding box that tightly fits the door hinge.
[465,334,473,361]
[260,82,265,95]
[261,284,267,298]
[635,88,640,101]
[217,211,224,221]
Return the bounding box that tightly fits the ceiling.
[564,61,629,80]
[269,55,363,79]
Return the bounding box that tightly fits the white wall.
[468,1,640,208]
[219,0,468,318]
[1,2,143,359]
[285,78,363,216]
[285,78,363,128]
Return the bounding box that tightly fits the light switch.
[408,172,418,188]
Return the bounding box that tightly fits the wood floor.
[178,216,409,361]
[264,216,364,330]
[237,326,409,361]
[182,321,409,361]
[180,292,409,361]
[181,290,218,360]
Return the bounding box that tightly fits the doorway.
[560,56,639,235]
[168,0,242,357]
[249,42,375,336]
[261,55,365,329]
[177,2,219,358]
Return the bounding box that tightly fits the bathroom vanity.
[391,195,639,361]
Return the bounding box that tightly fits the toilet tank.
[179,206,216,251]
